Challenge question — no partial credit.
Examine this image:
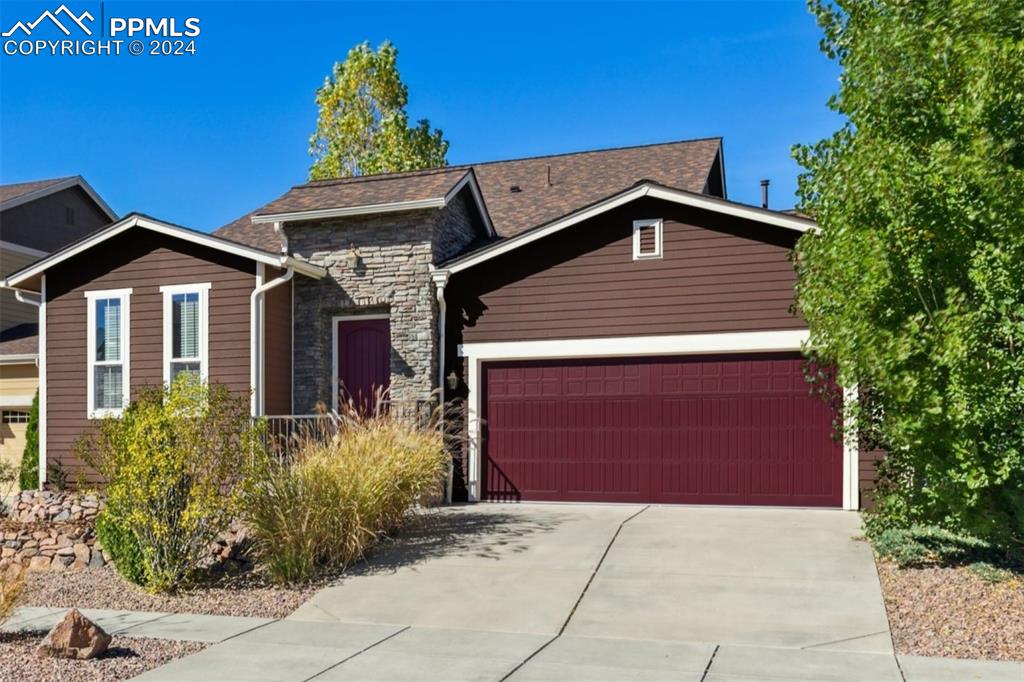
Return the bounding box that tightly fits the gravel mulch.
[876,559,1024,661]
[0,631,205,681]
[20,565,324,619]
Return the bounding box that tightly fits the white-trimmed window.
[633,218,663,260]
[85,288,132,418]
[161,283,211,386]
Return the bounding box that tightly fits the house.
[2,139,873,509]
[0,176,117,478]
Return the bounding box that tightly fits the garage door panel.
[482,353,842,506]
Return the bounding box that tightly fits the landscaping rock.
[35,608,112,660]
[28,555,51,571]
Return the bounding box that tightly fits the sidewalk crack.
[303,625,411,681]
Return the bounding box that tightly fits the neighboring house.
[0,177,117,479]
[2,139,873,509]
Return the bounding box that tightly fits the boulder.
[35,609,111,660]
[27,555,51,571]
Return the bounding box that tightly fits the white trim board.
[38,274,46,487]
[0,176,117,222]
[252,170,497,238]
[459,329,811,361]
[0,354,38,365]
[458,329,858,510]
[439,182,817,275]
[4,214,326,289]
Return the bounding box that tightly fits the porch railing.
[257,400,435,464]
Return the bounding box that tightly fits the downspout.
[11,286,43,487]
[430,267,452,502]
[250,265,294,417]
[13,290,41,368]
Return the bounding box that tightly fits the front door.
[335,317,391,408]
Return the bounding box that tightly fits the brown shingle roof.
[0,177,73,204]
[215,138,722,247]
[0,323,38,357]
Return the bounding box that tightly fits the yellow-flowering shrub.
[239,400,448,584]
[79,376,259,593]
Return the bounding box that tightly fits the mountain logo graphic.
[3,4,95,37]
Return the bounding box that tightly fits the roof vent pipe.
[546,165,552,186]
[760,179,770,209]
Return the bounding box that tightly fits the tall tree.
[308,41,448,180]
[794,0,1024,551]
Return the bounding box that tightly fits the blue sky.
[0,1,841,232]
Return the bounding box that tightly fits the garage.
[481,353,842,507]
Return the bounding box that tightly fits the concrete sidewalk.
[2,605,274,642]
[128,621,1023,681]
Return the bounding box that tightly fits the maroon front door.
[482,353,842,507]
[336,317,390,406]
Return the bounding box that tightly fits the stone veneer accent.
[288,189,484,412]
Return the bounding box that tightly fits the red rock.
[35,609,111,660]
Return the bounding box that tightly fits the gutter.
[250,265,294,416]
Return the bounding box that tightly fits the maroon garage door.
[482,353,842,507]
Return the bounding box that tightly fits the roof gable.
[439,181,816,274]
[0,175,117,221]
[3,213,325,291]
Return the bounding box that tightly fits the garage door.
[482,353,842,506]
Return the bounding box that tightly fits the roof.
[3,213,326,292]
[0,323,38,359]
[215,137,723,248]
[439,180,817,274]
[0,175,117,221]
[0,178,68,203]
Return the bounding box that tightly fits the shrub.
[968,562,1017,584]
[0,460,16,514]
[95,510,146,586]
[0,566,24,624]
[240,398,447,584]
[19,391,39,491]
[871,524,994,568]
[79,376,259,592]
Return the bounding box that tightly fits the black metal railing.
[257,400,436,464]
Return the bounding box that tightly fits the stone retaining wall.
[2,491,107,572]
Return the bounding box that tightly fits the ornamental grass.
[239,393,448,584]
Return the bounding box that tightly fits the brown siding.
[451,196,804,343]
[2,186,112,253]
[45,230,256,483]
[859,448,886,510]
[263,270,292,415]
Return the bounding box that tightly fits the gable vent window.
[633,219,663,260]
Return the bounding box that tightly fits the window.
[86,288,132,418]
[633,219,663,260]
[161,283,210,386]
[1,410,29,424]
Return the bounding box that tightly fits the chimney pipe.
[760,179,770,209]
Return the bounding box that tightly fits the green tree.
[18,391,38,490]
[309,41,448,180]
[793,0,1024,553]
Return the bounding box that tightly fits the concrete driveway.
[290,504,890,651]
[137,504,1024,681]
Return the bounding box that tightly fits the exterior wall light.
[346,243,361,270]
[446,371,459,390]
